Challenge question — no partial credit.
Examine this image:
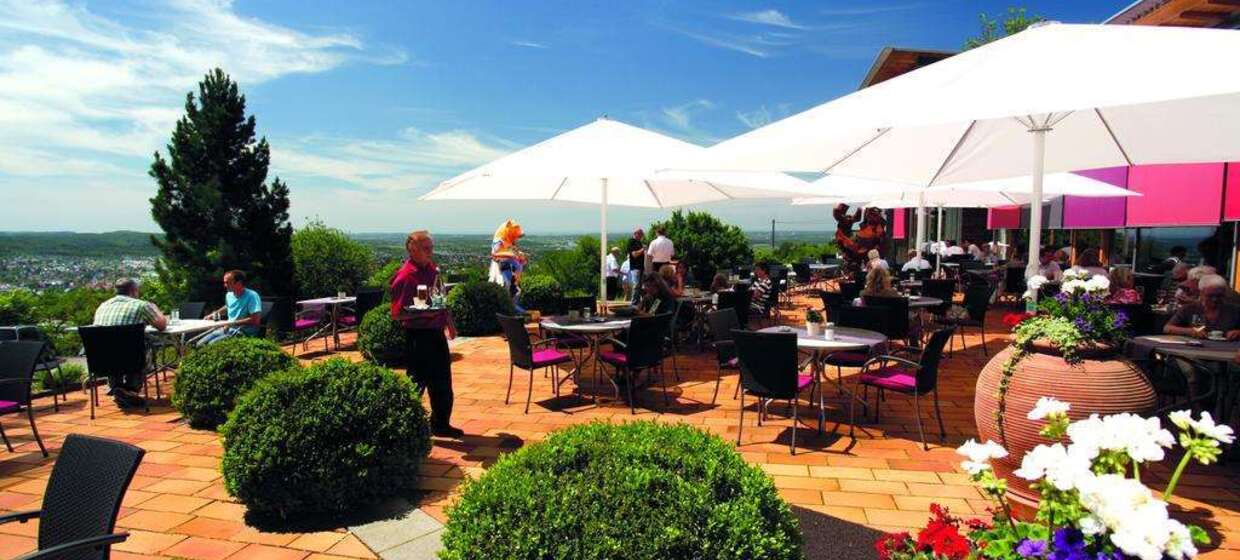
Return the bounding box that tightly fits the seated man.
[92,278,167,407]
[749,263,773,313]
[1165,274,1240,340]
[199,270,263,346]
[902,250,931,272]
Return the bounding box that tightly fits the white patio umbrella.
[697,23,1240,278]
[420,117,823,307]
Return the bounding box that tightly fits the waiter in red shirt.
[391,230,462,438]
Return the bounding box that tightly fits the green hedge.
[366,260,402,300]
[358,305,405,366]
[34,363,85,393]
[220,358,431,517]
[172,338,298,429]
[445,281,514,336]
[517,274,563,314]
[440,421,803,559]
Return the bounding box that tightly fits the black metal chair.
[78,324,152,418]
[705,308,740,405]
[336,288,384,333]
[177,302,207,320]
[497,314,574,413]
[1107,303,1155,338]
[663,300,686,381]
[10,326,66,412]
[0,341,48,457]
[256,300,276,338]
[820,291,846,316]
[862,295,911,347]
[599,313,672,414]
[731,286,753,329]
[0,434,144,560]
[943,283,993,356]
[824,305,887,390]
[850,327,954,450]
[999,267,1027,304]
[839,281,863,302]
[732,329,820,454]
[920,279,956,319]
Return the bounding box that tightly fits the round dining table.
[757,326,887,431]
[539,315,633,402]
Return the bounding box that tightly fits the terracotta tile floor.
[1,291,1238,559]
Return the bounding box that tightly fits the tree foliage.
[964,7,1044,50]
[650,211,752,287]
[149,68,294,306]
[291,220,375,299]
[527,236,600,296]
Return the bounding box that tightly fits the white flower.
[1027,396,1071,420]
[1063,269,1086,281]
[1013,443,1092,491]
[1027,275,1048,291]
[956,439,1008,475]
[1061,279,1088,294]
[1065,413,1173,464]
[1087,274,1111,292]
[1164,519,1199,560]
[1169,409,1193,431]
[1190,411,1235,444]
[1076,474,1197,560]
[1078,515,1104,535]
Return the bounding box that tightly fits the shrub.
[651,211,753,287]
[440,421,802,559]
[292,220,375,299]
[358,305,405,366]
[34,363,86,393]
[0,289,39,325]
[527,236,599,296]
[220,359,431,517]
[445,281,514,336]
[517,274,563,314]
[172,338,298,429]
[365,260,403,300]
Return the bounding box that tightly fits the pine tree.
[149,69,294,305]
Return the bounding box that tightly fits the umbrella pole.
[936,205,944,276]
[600,178,609,315]
[916,192,927,258]
[1026,128,1048,282]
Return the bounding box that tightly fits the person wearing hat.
[605,246,622,300]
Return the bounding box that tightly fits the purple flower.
[1055,292,1070,303]
[1051,529,1087,560]
[1073,317,1094,335]
[1113,311,1128,329]
[1017,539,1048,558]
[1094,552,1123,560]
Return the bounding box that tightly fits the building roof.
[858,47,956,89]
[1106,0,1240,26]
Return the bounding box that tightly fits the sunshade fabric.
[1223,163,1240,221]
[1126,163,1225,227]
[1062,167,1128,229]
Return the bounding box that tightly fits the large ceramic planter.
[974,341,1156,514]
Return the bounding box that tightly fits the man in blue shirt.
[198,269,264,346]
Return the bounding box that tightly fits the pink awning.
[1222,163,1240,221]
[988,206,1022,229]
[1126,164,1225,227]
[891,209,906,239]
[1062,167,1128,229]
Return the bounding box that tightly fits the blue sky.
[0,0,1118,234]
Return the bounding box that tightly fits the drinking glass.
[171,309,180,322]
[337,290,346,299]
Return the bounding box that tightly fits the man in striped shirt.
[93,278,167,407]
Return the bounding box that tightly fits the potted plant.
[876,399,1228,560]
[805,308,824,337]
[975,270,1156,512]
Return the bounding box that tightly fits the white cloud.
[272,128,513,191]
[0,0,404,172]
[661,99,715,130]
[666,26,772,58]
[726,9,806,30]
[736,106,772,129]
[510,40,548,49]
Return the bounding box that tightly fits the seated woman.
[1106,267,1141,304]
[659,264,684,297]
[1069,248,1108,278]
[1165,274,1240,340]
[709,272,730,293]
[861,266,901,299]
[638,273,678,316]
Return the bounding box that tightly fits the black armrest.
[13,533,129,560]
[861,355,922,372]
[0,378,34,387]
[0,510,40,525]
[604,337,627,349]
[531,338,559,349]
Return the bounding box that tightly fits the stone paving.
[0,292,1237,559]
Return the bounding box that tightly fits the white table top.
[758,326,886,351]
[540,317,632,334]
[158,319,236,335]
[297,296,357,306]
[853,296,943,308]
[808,263,840,270]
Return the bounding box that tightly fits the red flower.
[876,531,911,560]
[1002,312,1034,328]
[914,505,971,560]
[965,517,992,531]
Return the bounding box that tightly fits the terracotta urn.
[974,340,1156,514]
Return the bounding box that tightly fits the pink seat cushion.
[858,367,917,392]
[725,357,739,368]
[796,375,814,390]
[599,351,627,367]
[336,315,358,326]
[824,351,868,366]
[294,318,321,330]
[531,349,573,368]
[0,401,19,413]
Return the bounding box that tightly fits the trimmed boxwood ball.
[220,358,431,517]
[358,305,405,366]
[445,280,514,336]
[440,421,803,559]
[517,274,563,314]
[172,337,298,429]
